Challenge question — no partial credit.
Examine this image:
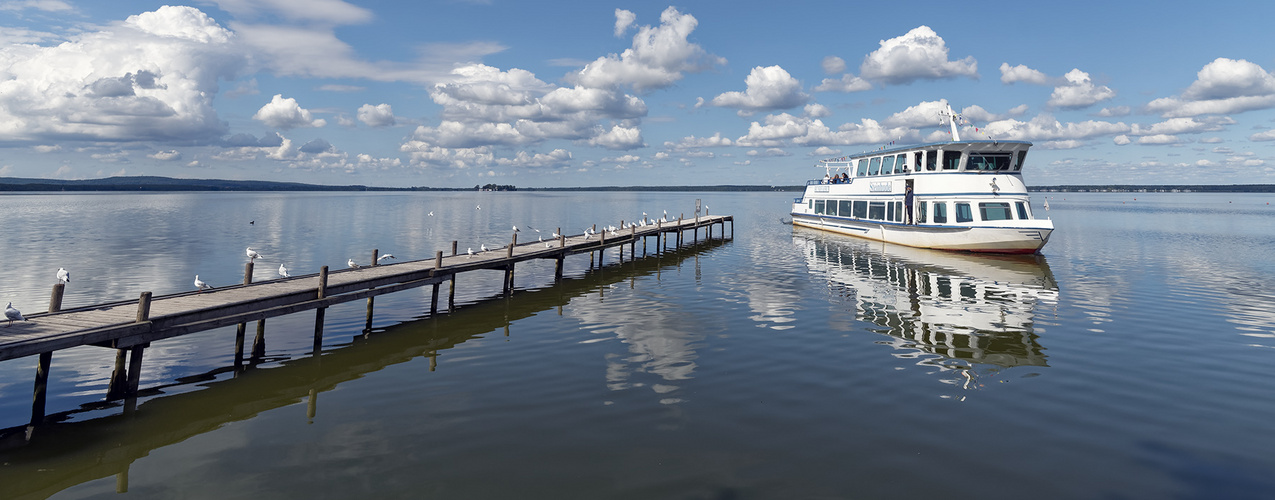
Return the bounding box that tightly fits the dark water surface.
[1,191,1273,499]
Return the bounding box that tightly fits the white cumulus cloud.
[357,103,396,127]
[1146,58,1275,118]
[1048,69,1116,109]
[569,6,725,92]
[999,63,1049,85]
[859,26,977,85]
[613,9,636,37]
[253,94,327,129]
[711,65,809,114]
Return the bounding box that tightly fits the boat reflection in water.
[796,228,1058,374]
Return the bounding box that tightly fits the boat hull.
[791,214,1051,254]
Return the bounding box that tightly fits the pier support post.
[371,249,379,266]
[107,349,128,399]
[554,254,564,282]
[311,266,328,356]
[364,296,375,334]
[235,262,254,370]
[30,351,51,427]
[449,244,457,313]
[252,320,266,360]
[431,251,443,315]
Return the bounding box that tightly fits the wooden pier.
[1,213,732,434]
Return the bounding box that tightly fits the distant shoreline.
[2,176,1273,193]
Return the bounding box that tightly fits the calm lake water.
[1,190,1273,499]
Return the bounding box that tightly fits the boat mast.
[941,103,961,142]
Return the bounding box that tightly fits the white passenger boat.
[790,104,1053,254]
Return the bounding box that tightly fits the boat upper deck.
[812,140,1033,184]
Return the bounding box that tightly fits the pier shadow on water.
[0,238,728,500]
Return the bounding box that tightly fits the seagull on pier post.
[57,267,70,284]
[5,302,25,326]
[246,247,262,261]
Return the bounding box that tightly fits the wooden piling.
[252,320,266,360]
[371,249,379,266]
[48,283,64,313]
[135,292,152,323]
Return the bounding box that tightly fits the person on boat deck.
[823,173,830,184]
[904,185,915,225]
[839,173,849,183]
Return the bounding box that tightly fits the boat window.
[918,201,928,223]
[979,202,1013,221]
[894,201,903,222]
[853,200,867,218]
[808,200,813,210]
[1015,150,1028,171]
[867,157,882,175]
[942,151,961,170]
[814,199,825,214]
[955,202,973,223]
[1016,201,1030,219]
[868,201,885,220]
[933,202,947,223]
[887,201,895,221]
[968,154,1012,171]
[839,200,853,216]
[897,154,909,173]
[826,199,838,216]
[880,156,895,175]
[857,159,869,176]
[925,151,938,171]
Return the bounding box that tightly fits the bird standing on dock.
[348,259,360,269]
[194,275,213,293]
[480,244,488,253]
[246,247,262,261]
[378,254,395,262]
[57,267,70,284]
[5,302,25,326]
[278,263,290,278]
[467,247,474,258]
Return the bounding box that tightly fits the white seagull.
[194,275,213,293]
[5,302,26,326]
[246,247,262,261]
[428,211,434,217]
[57,267,70,284]
[480,243,488,253]
[278,263,290,278]
[348,259,360,269]
[378,254,395,262]
[467,247,474,258]
[512,225,520,232]
[552,231,561,239]
[475,204,481,210]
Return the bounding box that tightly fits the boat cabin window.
[933,202,947,223]
[942,151,961,170]
[839,200,853,216]
[814,199,825,214]
[808,200,813,210]
[868,201,886,220]
[867,157,882,175]
[917,201,928,223]
[955,202,973,223]
[856,159,869,176]
[979,202,1013,221]
[1015,150,1028,171]
[1016,202,1030,219]
[893,202,903,222]
[900,153,912,173]
[887,201,895,221]
[880,155,895,175]
[968,154,1012,171]
[853,200,867,218]
[826,200,838,216]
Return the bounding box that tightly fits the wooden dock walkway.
[1,214,732,431]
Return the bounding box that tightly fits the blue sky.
[2,0,1273,188]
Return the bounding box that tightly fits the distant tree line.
[476,184,517,191]
[1031,184,1275,193]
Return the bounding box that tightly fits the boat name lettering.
[869,182,892,192]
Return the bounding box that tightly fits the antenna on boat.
[939,102,961,142]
